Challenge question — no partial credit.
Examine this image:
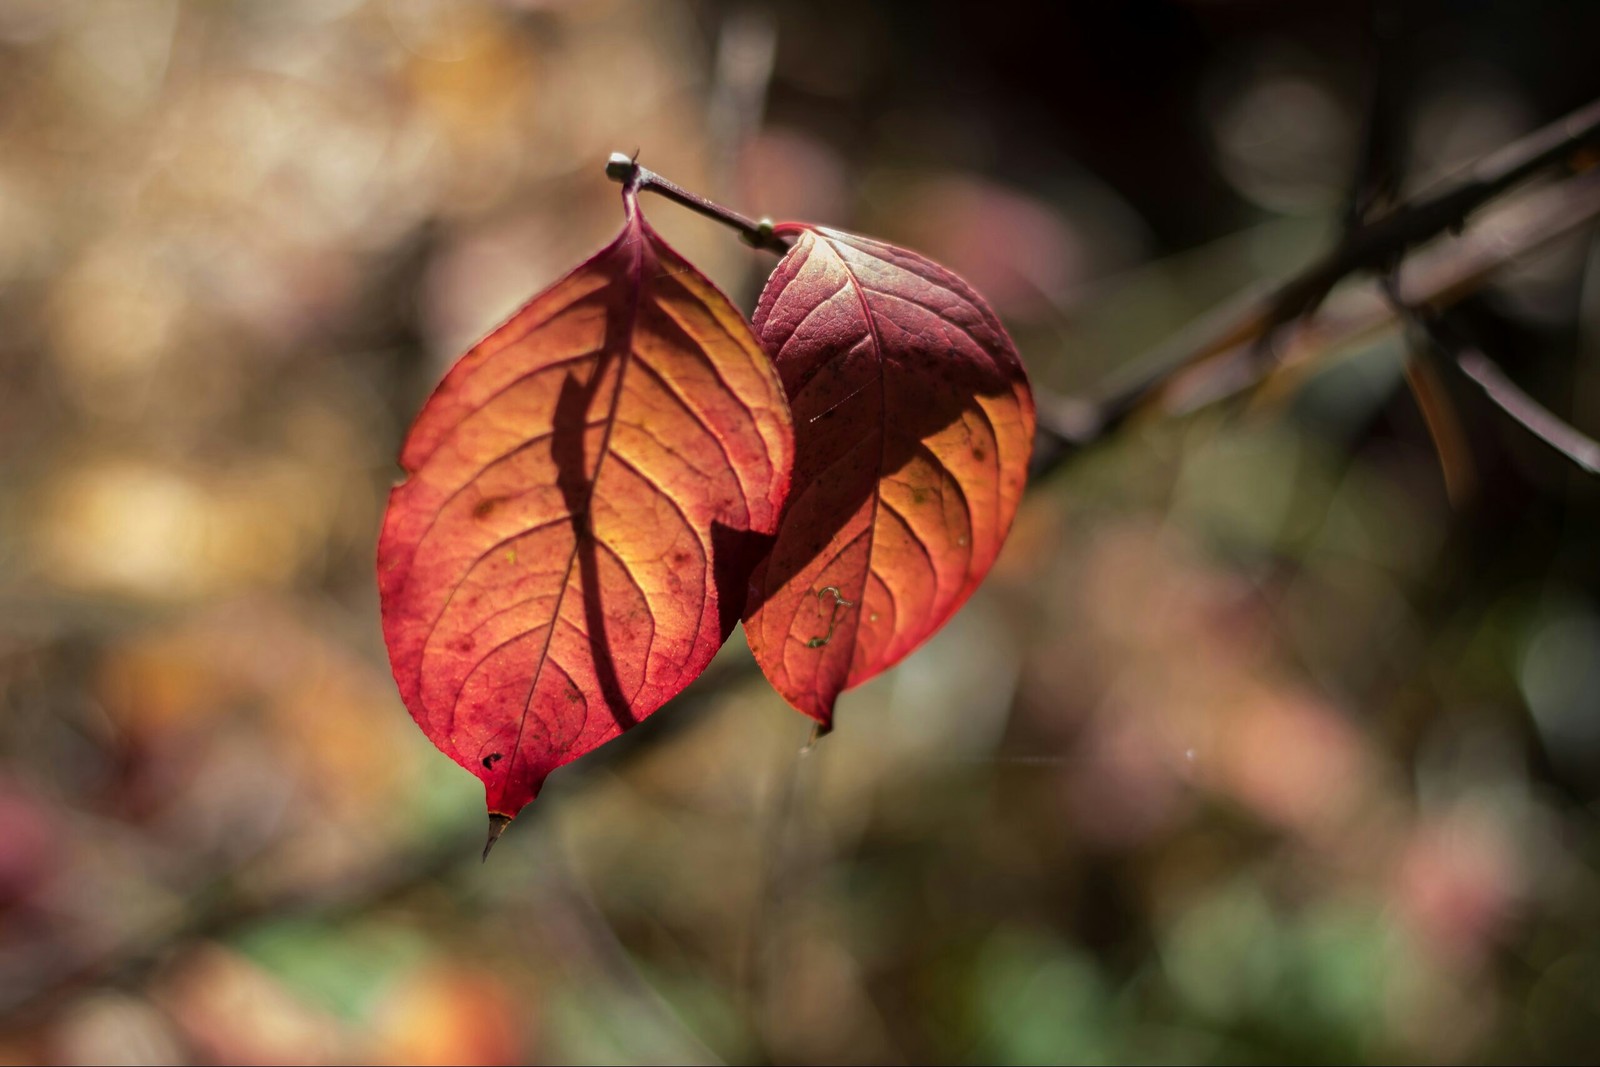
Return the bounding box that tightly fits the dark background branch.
[1030,95,1600,480]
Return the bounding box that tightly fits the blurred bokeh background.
[1,0,1598,1062]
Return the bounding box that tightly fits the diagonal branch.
[1030,95,1600,479]
[1385,287,1600,476]
[1456,348,1600,475]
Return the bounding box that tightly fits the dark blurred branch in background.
[1029,95,1600,479]
[1342,0,1410,234]
[1387,283,1600,476]
[0,828,467,1023]
[1202,173,1600,414]
[1453,348,1600,475]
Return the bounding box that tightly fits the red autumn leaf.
[378,189,793,831]
[743,224,1035,729]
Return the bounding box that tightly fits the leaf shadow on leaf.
[551,366,639,732]
[547,379,776,734]
[712,520,776,636]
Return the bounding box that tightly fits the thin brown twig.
[1402,350,1479,502]
[605,153,791,255]
[1373,258,1481,505]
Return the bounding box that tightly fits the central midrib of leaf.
[500,222,649,799]
[823,233,890,675]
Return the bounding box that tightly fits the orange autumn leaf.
[378,188,792,830]
[743,224,1034,729]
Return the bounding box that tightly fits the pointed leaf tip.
[483,813,513,862]
[801,720,830,753]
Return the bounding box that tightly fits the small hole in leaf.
[482,752,504,769]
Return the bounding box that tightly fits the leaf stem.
[605,152,792,255]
